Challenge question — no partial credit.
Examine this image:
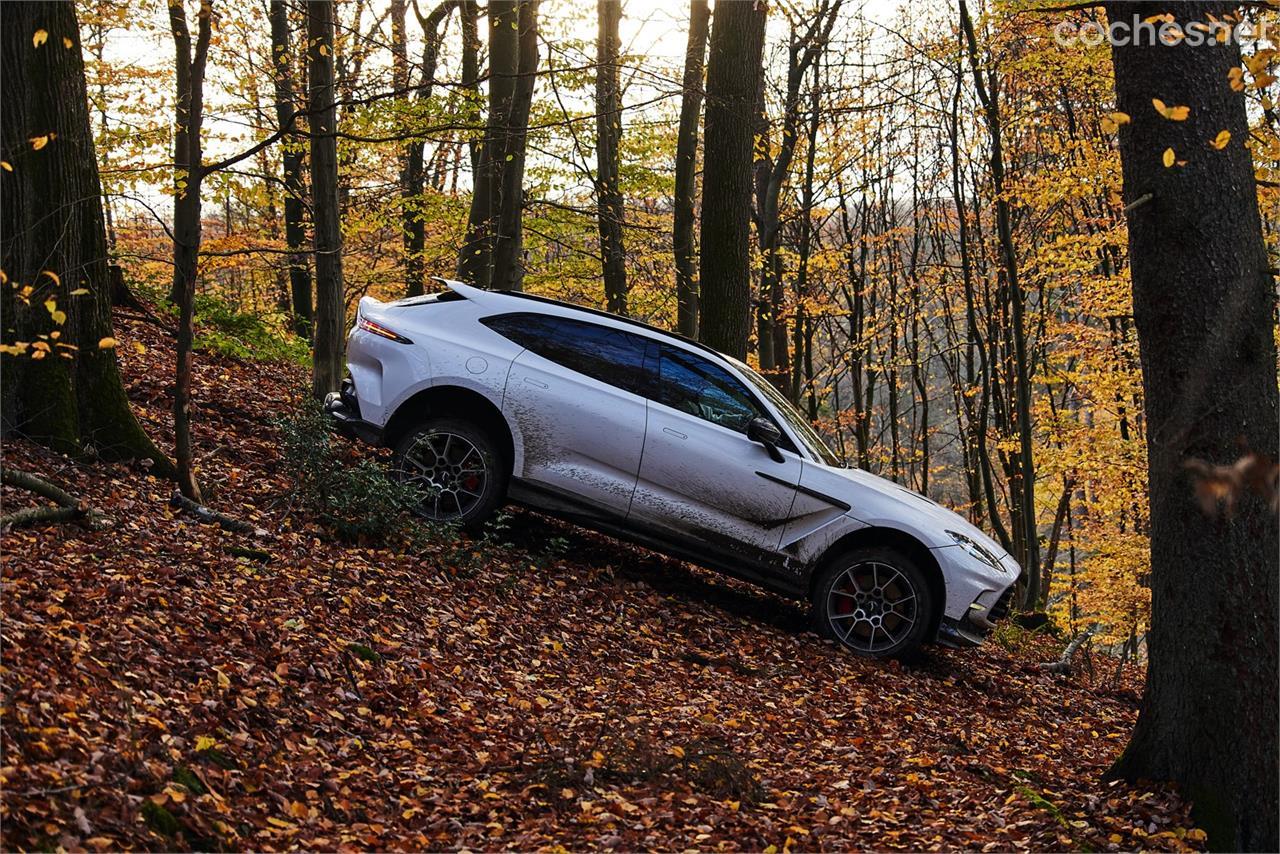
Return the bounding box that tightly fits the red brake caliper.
[836,583,854,615]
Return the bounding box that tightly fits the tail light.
[357,316,413,344]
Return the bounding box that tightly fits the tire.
[812,547,934,660]
[391,417,507,530]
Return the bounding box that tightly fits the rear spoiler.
[440,277,496,305]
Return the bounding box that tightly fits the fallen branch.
[3,467,82,506]
[0,468,112,531]
[1039,623,1101,675]
[1,505,83,529]
[226,544,273,562]
[169,492,268,538]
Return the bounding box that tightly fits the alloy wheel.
[398,430,489,521]
[826,560,919,654]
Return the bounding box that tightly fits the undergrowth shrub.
[278,403,427,541]
[159,291,308,364]
[992,618,1063,656]
[278,403,526,575]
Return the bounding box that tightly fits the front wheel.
[392,417,507,529]
[812,547,934,660]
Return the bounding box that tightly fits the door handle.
[523,377,549,389]
[663,427,687,440]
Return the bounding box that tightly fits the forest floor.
[1,309,1203,852]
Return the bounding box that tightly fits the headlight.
[946,530,1007,573]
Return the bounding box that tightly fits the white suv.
[325,280,1020,658]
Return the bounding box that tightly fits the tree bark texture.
[1105,4,1279,851]
[489,0,539,292]
[269,0,312,338]
[167,0,214,500]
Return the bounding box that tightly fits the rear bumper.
[324,378,383,445]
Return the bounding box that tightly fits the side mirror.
[747,417,785,463]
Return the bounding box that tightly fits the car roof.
[439,277,728,361]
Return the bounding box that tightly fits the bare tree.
[754,0,841,391]
[398,0,457,297]
[959,0,1040,603]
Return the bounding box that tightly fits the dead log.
[169,492,268,538]
[0,468,111,530]
[1039,623,1101,675]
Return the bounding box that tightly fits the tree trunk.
[959,0,1040,600]
[400,1,455,298]
[1104,4,1279,850]
[754,1,840,385]
[0,0,171,475]
[459,0,480,171]
[269,0,312,339]
[793,70,820,413]
[309,0,345,399]
[489,0,539,292]
[458,0,518,287]
[168,0,213,501]
[697,0,767,359]
[595,0,627,315]
[673,0,709,339]
[390,0,415,295]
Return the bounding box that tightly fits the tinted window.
[657,344,763,433]
[483,313,562,350]
[732,355,841,465]
[483,313,651,397]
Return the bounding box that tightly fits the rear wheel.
[812,547,934,659]
[392,417,507,528]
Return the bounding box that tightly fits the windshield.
[729,357,844,467]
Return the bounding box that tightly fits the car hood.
[808,463,1014,561]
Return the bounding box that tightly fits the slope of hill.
[1,310,1201,851]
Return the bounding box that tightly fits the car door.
[628,343,802,564]
[483,313,650,518]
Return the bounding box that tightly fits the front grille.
[988,586,1015,622]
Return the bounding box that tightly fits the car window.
[482,313,561,350]
[731,355,843,466]
[482,313,651,398]
[657,344,762,433]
